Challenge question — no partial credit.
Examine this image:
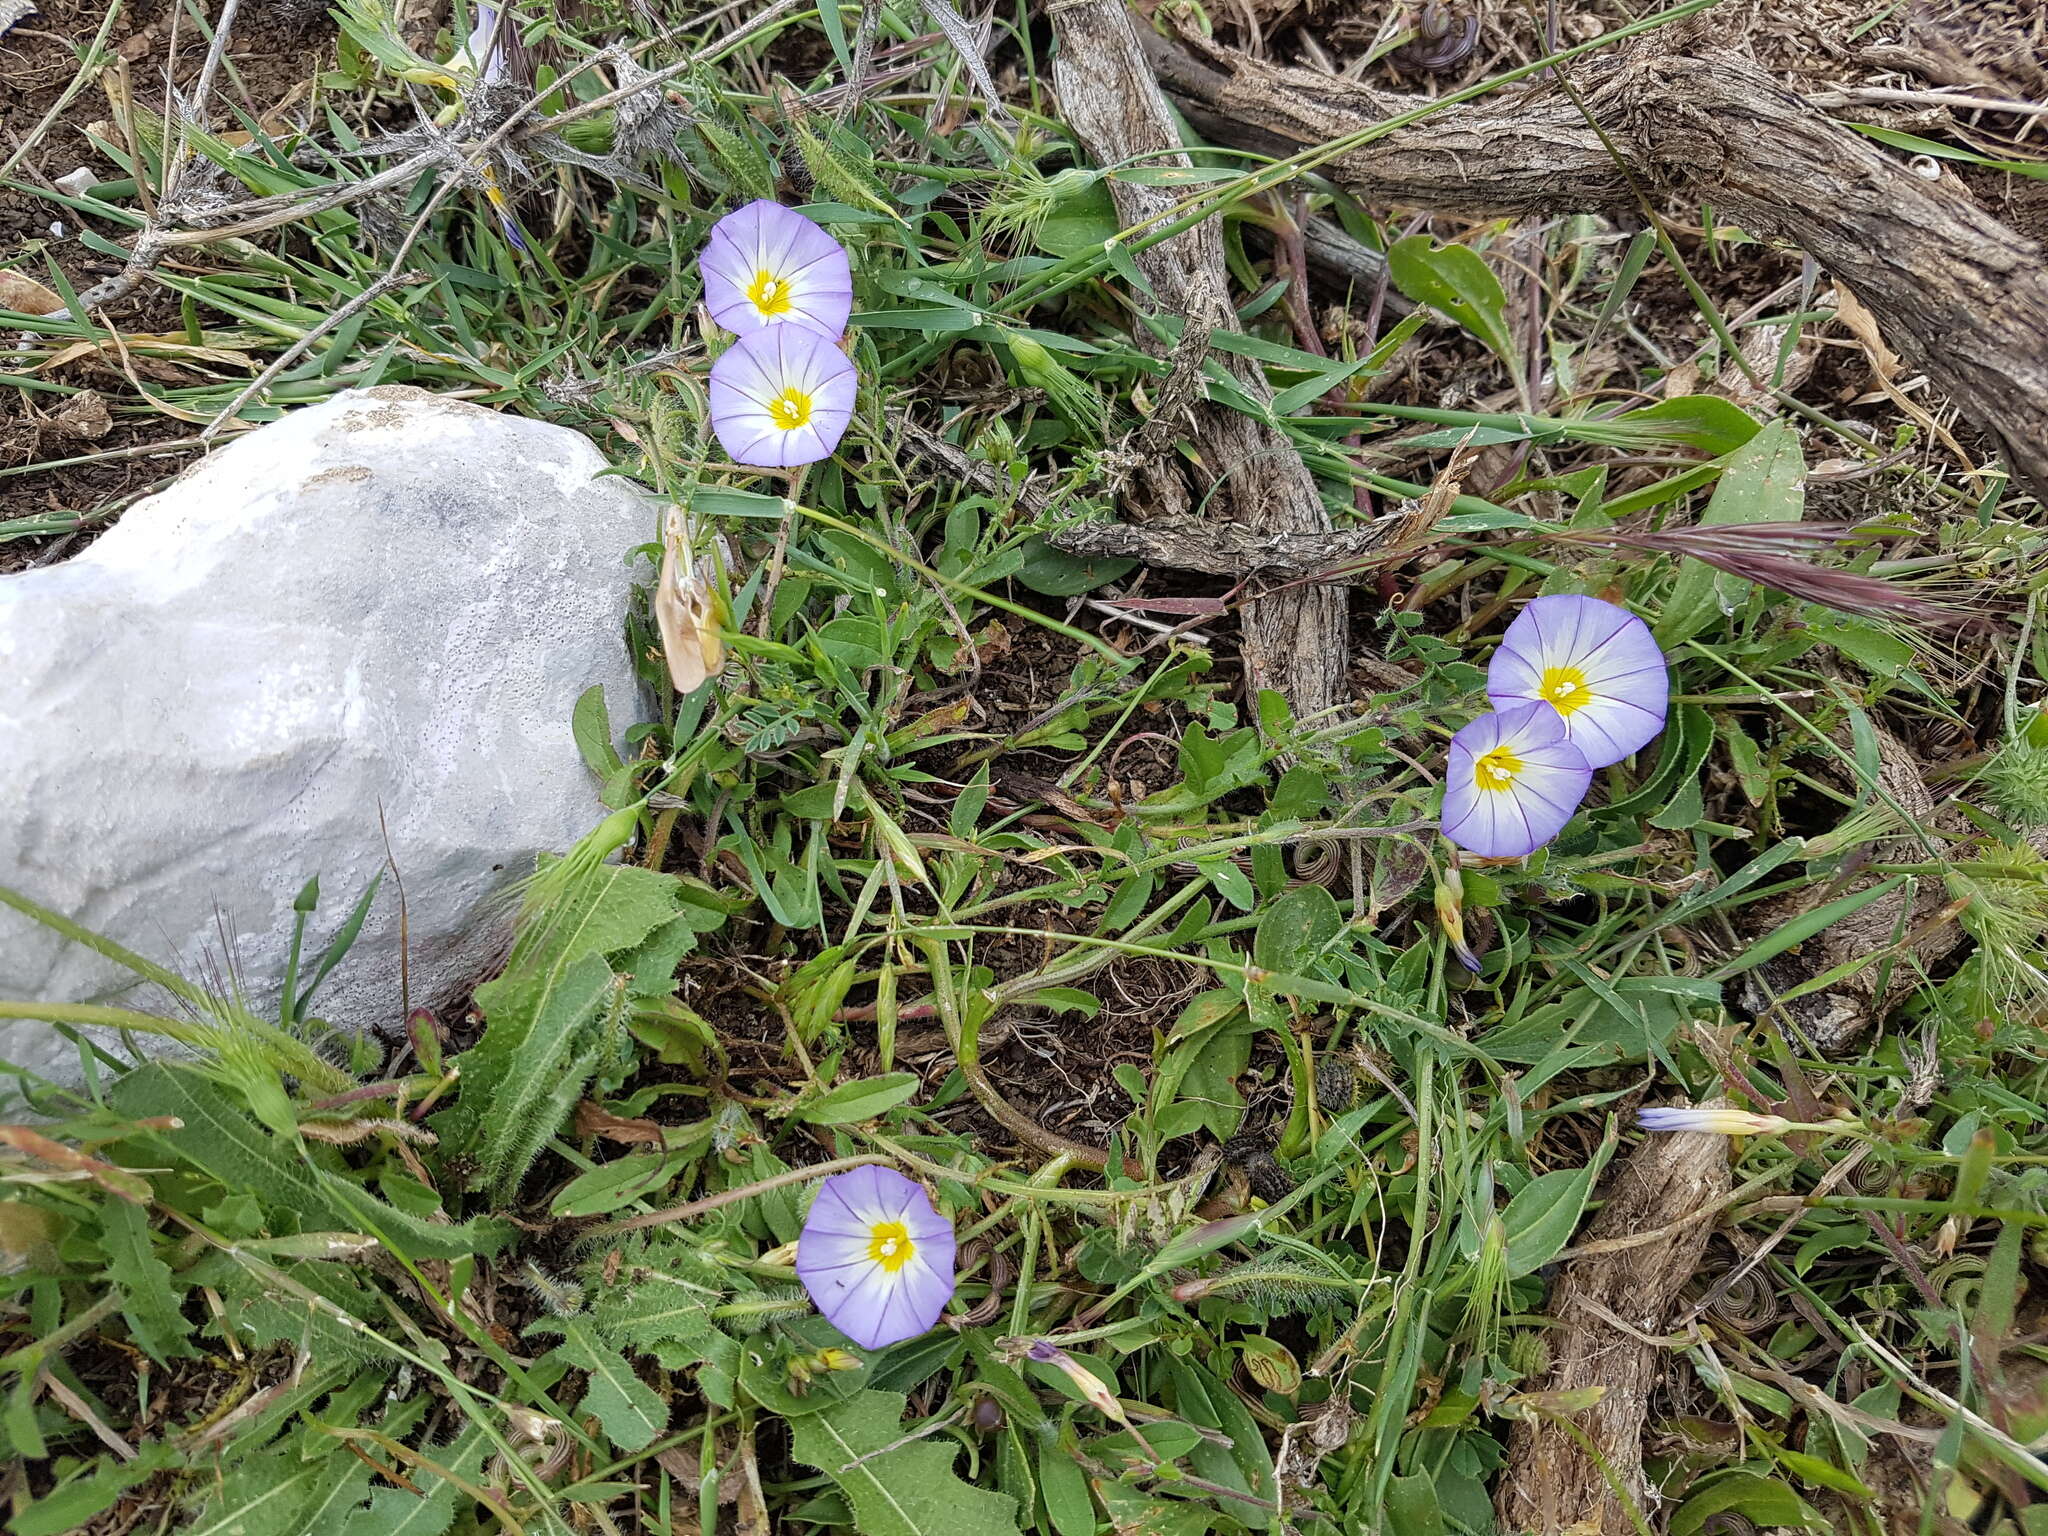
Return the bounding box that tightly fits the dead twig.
[1143,26,2048,502]
[1050,0,1348,719]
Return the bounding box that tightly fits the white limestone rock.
[0,386,650,1089]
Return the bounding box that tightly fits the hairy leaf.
[109,1066,504,1260]
[100,1198,194,1363]
[186,1450,326,1536]
[789,1390,1021,1536]
[558,1318,667,1451]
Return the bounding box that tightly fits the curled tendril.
[1398,3,1479,73]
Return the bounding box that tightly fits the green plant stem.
[585,1153,892,1237]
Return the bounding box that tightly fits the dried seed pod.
[1686,1257,1782,1334]
[1504,1328,1550,1380]
[1288,838,1344,887]
[1847,1152,1897,1196]
[1395,3,1479,73]
[1928,1254,1995,1315]
[1315,1057,1357,1115]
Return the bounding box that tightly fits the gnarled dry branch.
[1147,25,2048,502]
[1050,0,1348,719]
[1496,1119,1731,1532]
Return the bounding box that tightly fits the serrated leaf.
[591,1265,725,1352]
[455,952,617,1198]
[100,1197,195,1362]
[298,1450,378,1536]
[108,1065,504,1261]
[615,914,703,997]
[358,1424,490,1536]
[186,1450,325,1536]
[451,861,683,1194]
[111,1065,341,1221]
[790,1390,1021,1536]
[558,1318,667,1451]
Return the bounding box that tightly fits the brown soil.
[1,0,337,569]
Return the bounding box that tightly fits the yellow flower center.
[1473,744,1524,793]
[866,1220,915,1273]
[767,387,813,430]
[1538,664,1592,715]
[747,269,794,317]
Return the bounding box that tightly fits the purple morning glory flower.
[795,1166,956,1350]
[1638,1105,1790,1135]
[699,200,853,340]
[707,326,857,469]
[1487,594,1669,768]
[459,3,506,84]
[1441,702,1593,859]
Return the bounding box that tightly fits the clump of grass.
[7,1,2048,1533]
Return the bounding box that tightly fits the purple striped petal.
[708,327,857,470]
[1487,594,1668,768]
[1441,702,1593,858]
[699,200,852,339]
[796,1167,957,1350]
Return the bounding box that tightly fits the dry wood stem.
[1147,25,2048,502]
[1050,0,1348,719]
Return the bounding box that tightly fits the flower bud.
[1636,1106,1791,1136]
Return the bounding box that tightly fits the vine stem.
[584,1153,892,1237]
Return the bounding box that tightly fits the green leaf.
[450,862,687,1187]
[1850,123,2048,180]
[1385,1471,1448,1536]
[1668,1470,1818,1536]
[1772,1447,1873,1498]
[298,1448,379,1536]
[797,1072,922,1125]
[13,1443,175,1536]
[1197,856,1255,912]
[356,1424,490,1536]
[572,684,625,781]
[559,1318,667,1451]
[1033,177,1117,258]
[1013,534,1136,596]
[454,951,618,1198]
[549,1146,698,1218]
[615,914,706,998]
[100,1197,195,1362]
[110,1065,341,1222]
[1387,235,1513,367]
[1614,396,1761,455]
[1492,1159,1603,1278]
[789,1390,1022,1536]
[1037,1436,1095,1536]
[1655,418,1804,647]
[1165,1356,1275,1528]
[187,1450,325,1536]
[1252,882,1343,976]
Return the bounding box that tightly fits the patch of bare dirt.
[1,1,335,569]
